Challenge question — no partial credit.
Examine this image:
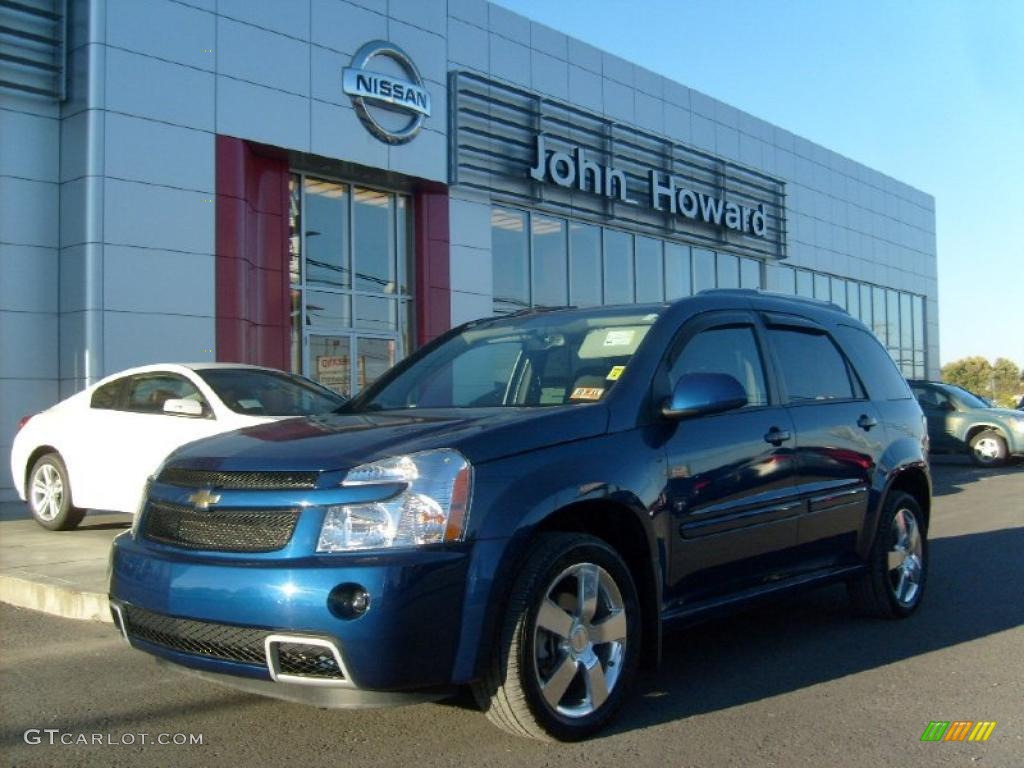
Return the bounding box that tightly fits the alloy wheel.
[31,464,64,522]
[887,508,924,607]
[532,562,628,718]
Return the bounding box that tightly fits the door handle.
[857,414,878,431]
[764,427,792,446]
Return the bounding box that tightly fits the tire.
[27,453,86,531]
[969,429,1008,467]
[471,533,641,741]
[848,491,927,619]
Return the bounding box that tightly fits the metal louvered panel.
[0,0,66,101]
[450,70,787,261]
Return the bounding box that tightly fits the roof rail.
[695,288,847,314]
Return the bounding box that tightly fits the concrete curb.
[0,574,112,623]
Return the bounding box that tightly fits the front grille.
[120,605,347,681]
[158,468,318,490]
[122,605,268,667]
[276,642,344,678]
[142,501,299,553]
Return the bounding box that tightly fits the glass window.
[796,269,814,298]
[306,290,350,329]
[768,329,855,402]
[831,277,847,310]
[834,325,912,401]
[847,280,860,318]
[635,236,664,302]
[716,252,739,289]
[664,243,691,300]
[912,295,925,374]
[354,294,397,333]
[872,286,887,342]
[197,369,345,415]
[448,341,524,407]
[125,374,204,414]
[900,292,913,350]
[740,257,761,289]
[91,378,125,409]
[531,215,568,308]
[289,175,301,286]
[886,289,900,352]
[304,178,349,288]
[353,188,395,293]
[309,335,352,397]
[290,289,302,374]
[603,229,634,305]
[492,208,530,314]
[670,326,768,407]
[356,337,397,393]
[767,264,795,294]
[859,284,872,325]
[814,272,831,301]
[397,195,409,296]
[692,249,715,292]
[569,222,602,307]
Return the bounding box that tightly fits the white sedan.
[10,363,346,530]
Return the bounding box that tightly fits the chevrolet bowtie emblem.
[188,489,221,509]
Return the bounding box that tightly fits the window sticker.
[236,398,262,410]
[603,329,635,347]
[570,387,604,401]
[606,365,626,381]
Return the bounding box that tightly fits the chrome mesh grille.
[275,642,344,678]
[141,501,299,553]
[158,468,318,490]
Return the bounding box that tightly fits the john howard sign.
[450,71,787,261]
[529,134,768,238]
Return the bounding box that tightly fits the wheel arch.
[964,423,1008,445]
[24,445,62,497]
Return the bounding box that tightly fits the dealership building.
[0,0,938,499]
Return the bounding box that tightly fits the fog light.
[328,584,370,620]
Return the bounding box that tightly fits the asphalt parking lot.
[1,458,1021,767]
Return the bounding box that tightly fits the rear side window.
[125,374,204,414]
[90,379,124,409]
[669,326,769,407]
[834,325,913,401]
[768,328,855,402]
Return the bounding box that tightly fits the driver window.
[669,326,769,407]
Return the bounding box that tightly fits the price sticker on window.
[570,387,604,401]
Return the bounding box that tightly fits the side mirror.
[163,398,204,417]
[662,373,748,420]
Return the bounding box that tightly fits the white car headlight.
[317,449,472,552]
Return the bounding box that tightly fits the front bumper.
[109,529,471,694]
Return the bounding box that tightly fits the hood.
[165,405,608,473]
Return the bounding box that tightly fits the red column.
[413,188,451,346]
[215,136,291,368]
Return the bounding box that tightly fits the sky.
[495,0,1024,369]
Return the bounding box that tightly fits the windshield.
[347,310,661,411]
[198,369,347,416]
[947,385,992,410]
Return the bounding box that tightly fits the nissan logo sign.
[342,40,431,145]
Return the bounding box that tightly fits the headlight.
[317,449,472,552]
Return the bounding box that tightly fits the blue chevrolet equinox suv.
[109,290,931,741]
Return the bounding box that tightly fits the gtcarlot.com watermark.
[24,729,203,746]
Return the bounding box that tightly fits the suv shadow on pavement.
[928,456,1024,498]
[606,525,1023,736]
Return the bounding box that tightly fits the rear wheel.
[28,453,85,531]
[969,429,1008,466]
[849,491,927,618]
[472,533,640,741]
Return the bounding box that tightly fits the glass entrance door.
[289,174,411,397]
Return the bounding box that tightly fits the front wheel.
[848,491,927,618]
[969,429,1008,466]
[472,533,641,741]
[28,453,86,531]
